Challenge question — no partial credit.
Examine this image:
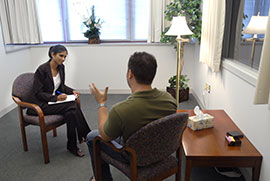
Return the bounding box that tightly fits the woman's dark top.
[30,60,73,109]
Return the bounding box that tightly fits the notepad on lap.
[48,94,77,105]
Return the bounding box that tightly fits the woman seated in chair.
[27,45,91,157]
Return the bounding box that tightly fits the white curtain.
[199,0,226,72]
[253,11,270,109]
[148,0,172,43]
[0,0,42,44]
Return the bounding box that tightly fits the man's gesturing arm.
[89,83,113,141]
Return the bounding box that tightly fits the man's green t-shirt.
[103,88,177,143]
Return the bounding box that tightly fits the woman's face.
[51,51,67,65]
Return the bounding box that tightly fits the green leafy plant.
[169,74,190,89]
[83,6,103,39]
[241,13,248,40]
[160,0,202,45]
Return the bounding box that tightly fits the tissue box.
[188,113,214,131]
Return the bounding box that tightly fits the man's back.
[104,88,177,143]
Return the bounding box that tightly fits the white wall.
[0,24,33,117]
[30,43,195,94]
[192,42,270,181]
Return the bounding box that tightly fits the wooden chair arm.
[93,135,138,179]
[12,96,44,117]
[12,96,46,128]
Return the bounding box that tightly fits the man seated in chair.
[87,51,177,181]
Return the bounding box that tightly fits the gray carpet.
[0,94,245,181]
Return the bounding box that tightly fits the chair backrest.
[125,112,188,167]
[12,73,35,103]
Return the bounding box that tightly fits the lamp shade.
[242,16,268,34]
[165,16,193,36]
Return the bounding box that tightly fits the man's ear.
[127,69,134,79]
[51,52,56,58]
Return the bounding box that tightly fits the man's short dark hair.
[128,52,157,85]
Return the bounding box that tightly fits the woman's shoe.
[68,148,85,157]
[75,149,84,157]
[79,137,85,144]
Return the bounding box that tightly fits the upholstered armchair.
[93,112,188,181]
[12,73,80,164]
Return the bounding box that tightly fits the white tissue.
[194,106,204,120]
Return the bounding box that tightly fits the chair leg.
[175,147,182,181]
[18,108,28,151]
[176,173,180,181]
[53,128,57,137]
[94,140,102,181]
[20,124,28,151]
[40,128,50,164]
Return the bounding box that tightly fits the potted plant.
[167,74,190,102]
[83,5,103,44]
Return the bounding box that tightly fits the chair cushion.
[101,151,177,180]
[23,114,65,127]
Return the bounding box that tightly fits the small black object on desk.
[225,131,243,146]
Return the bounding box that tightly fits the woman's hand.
[73,90,80,97]
[57,94,67,101]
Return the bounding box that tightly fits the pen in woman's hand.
[56,91,62,95]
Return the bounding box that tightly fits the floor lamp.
[242,15,267,68]
[165,16,193,109]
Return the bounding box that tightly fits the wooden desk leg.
[185,160,192,181]
[252,159,262,181]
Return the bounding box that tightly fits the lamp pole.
[176,38,181,110]
[176,37,189,110]
[244,34,264,68]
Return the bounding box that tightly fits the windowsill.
[7,40,195,49]
[29,42,176,48]
[222,58,258,87]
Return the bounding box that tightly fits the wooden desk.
[178,110,262,181]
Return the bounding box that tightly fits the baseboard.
[0,103,16,118]
[190,90,205,109]
[78,88,167,94]
[78,89,131,94]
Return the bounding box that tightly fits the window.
[36,0,150,42]
[223,0,269,70]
